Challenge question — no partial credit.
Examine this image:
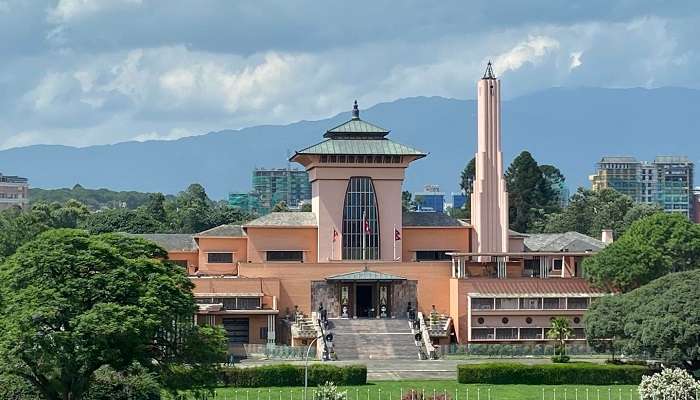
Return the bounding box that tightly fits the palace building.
[137,64,607,359]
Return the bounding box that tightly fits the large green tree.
[540,187,661,238]
[585,270,700,369]
[0,230,226,400]
[505,151,560,233]
[583,213,700,292]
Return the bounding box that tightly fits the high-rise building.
[451,192,468,210]
[0,173,29,210]
[229,168,311,215]
[589,156,694,217]
[414,184,445,212]
[693,187,700,223]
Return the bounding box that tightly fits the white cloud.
[492,35,560,76]
[569,51,583,70]
[0,1,10,13]
[48,0,142,23]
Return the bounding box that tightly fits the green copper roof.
[326,268,407,282]
[295,138,426,157]
[324,118,389,138]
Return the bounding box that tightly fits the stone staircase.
[329,319,420,360]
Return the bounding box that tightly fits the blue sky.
[0,0,699,150]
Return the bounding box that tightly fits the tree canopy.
[505,151,561,233]
[538,187,662,238]
[583,213,700,292]
[0,229,226,400]
[585,269,700,369]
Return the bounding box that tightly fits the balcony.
[495,328,518,340]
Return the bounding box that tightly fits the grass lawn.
[207,381,639,400]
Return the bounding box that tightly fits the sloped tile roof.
[326,268,406,282]
[129,233,197,252]
[402,211,466,227]
[326,118,389,135]
[245,212,317,227]
[466,278,606,297]
[524,232,605,252]
[197,225,245,237]
[295,138,426,157]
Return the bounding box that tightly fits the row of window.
[319,155,402,164]
[206,251,305,263]
[196,297,262,310]
[471,327,586,340]
[471,297,590,310]
[476,316,581,325]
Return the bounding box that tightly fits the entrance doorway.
[355,285,374,317]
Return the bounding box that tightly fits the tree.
[505,151,559,233]
[144,193,167,222]
[272,201,290,212]
[80,208,164,234]
[585,270,700,369]
[173,184,214,233]
[0,230,226,400]
[547,317,573,360]
[584,295,626,361]
[301,203,312,212]
[539,164,566,206]
[401,191,413,212]
[541,188,658,238]
[459,157,476,194]
[583,213,700,292]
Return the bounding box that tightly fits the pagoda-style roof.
[326,267,407,282]
[295,138,425,157]
[291,101,426,160]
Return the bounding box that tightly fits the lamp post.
[304,335,320,400]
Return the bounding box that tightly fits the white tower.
[470,62,509,256]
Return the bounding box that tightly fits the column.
[267,314,276,345]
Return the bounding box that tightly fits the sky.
[0,0,699,150]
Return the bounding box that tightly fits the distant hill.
[2,87,699,200]
[29,185,174,210]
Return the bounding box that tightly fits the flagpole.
[362,211,367,261]
[393,224,396,261]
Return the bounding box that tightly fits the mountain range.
[1,87,699,200]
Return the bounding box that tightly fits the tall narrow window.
[342,177,380,259]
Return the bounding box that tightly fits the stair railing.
[417,312,439,359]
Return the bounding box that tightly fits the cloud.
[492,35,560,76]
[48,0,142,23]
[0,3,699,150]
[132,128,190,142]
[569,51,583,70]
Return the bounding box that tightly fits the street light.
[304,333,333,400]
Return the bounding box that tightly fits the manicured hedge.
[219,364,367,387]
[457,363,648,385]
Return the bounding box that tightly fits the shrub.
[0,374,40,400]
[314,382,347,400]
[551,355,571,363]
[401,389,451,400]
[85,365,161,400]
[639,368,700,400]
[219,364,367,387]
[457,362,648,385]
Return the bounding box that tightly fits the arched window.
[342,177,380,260]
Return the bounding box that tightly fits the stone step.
[328,318,420,360]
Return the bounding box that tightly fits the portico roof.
[326,267,407,282]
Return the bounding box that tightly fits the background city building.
[229,167,311,215]
[0,173,29,210]
[413,184,445,212]
[452,192,468,210]
[590,156,695,218]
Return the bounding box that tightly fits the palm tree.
[547,317,573,359]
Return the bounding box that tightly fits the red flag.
[332,229,339,242]
[394,228,401,241]
[363,211,371,234]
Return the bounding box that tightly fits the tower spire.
[351,100,360,119]
[482,61,496,80]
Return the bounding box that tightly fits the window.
[477,317,485,324]
[266,251,304,262]
[222,318,249,344]
[416,251,452,261]
[260,327,268,340]
[573,317,581,324]
[208,252,233,263]
[552,259,563,270]
[501,317,509,324]
[342,177,380,260]
[525,317,533,324]
[495,298,519,310]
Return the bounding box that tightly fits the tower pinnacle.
[482,61,496,80]
[352,100,360,119]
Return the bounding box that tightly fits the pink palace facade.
[138,65,608,357]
